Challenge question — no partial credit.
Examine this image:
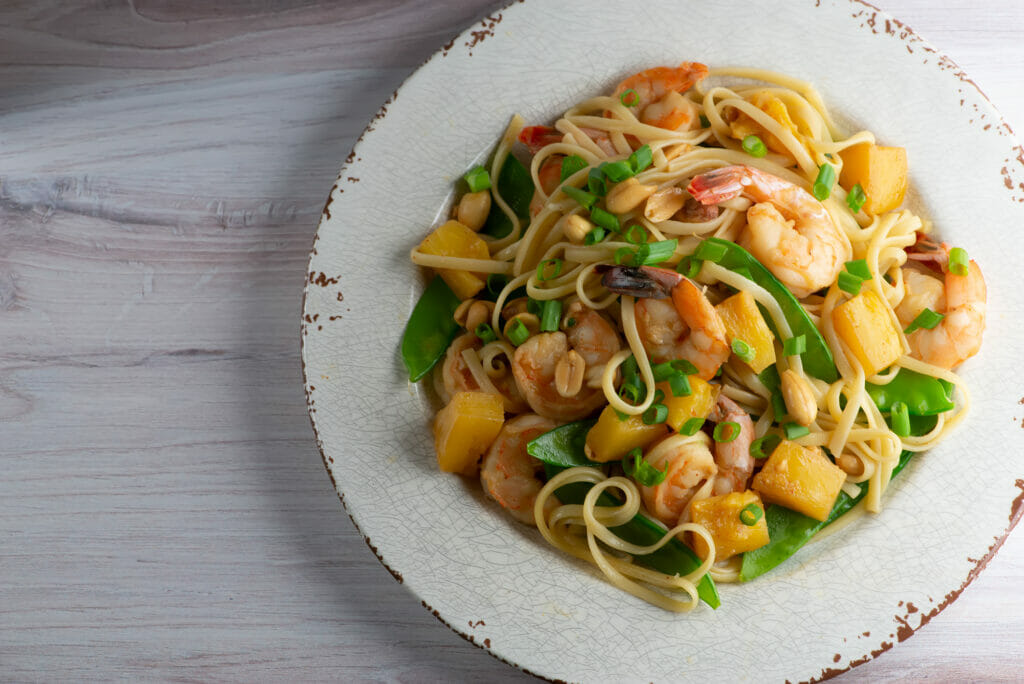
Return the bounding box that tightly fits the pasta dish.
[402,62,986,611]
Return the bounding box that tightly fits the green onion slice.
[463,165,492,193]
[601,160,634,183]
[676,256,701,279]
[588,167,608,196]
[590,207,620,233]
[783,334,807,357]
[783,422,810,440]
[628,145,653,173]
[845,259,872,280]
[620,89,640,107]
[668,373,691,397]
[903,307,945,334]
[891,400,911,437]
[486,273,508,297]
[742,135,767,158]
[614,247,633,265]
[539,299,562,333]
[713,421,741,443]
[536,258,563,282]
[680,417,705,436]
[671,359,699,375]
[693,240,728,263]
[563,186,597,209]
[506,318,530,346]
[624,224,647,245]
[837,270,863,295]
[846,183,867,213]
[812,163,836,201]
[560,155,588,182]
[622,448,668,486]
[474,322,497,344]
[583,226,606,246]
[731,339,755,363]
[637,239,677,266]
[642,403,669,425]
[652,362,678,383]
[749,433,781,459]
[770,392,787,420]
[948,247,969,276]
[739,503,764,526]
[699,113,710,128]
[526,298,543,316]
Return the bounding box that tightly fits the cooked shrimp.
[518,124,615,156]
[896,245,986,369]
[443,332,528,413]
[601,265,729,380]
[638,432,716,528]
[530,156,564,217]
[480,414,558,525]
[708,394,755,495]
[687,165,852,298]
[511,304,621,421]
[614,62,709,131]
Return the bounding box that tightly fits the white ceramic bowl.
[302,1,1024,680]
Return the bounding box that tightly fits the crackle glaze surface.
[302,1,1024,680]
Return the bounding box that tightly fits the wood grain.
[1,1,1021,681]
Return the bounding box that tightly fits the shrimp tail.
[599,265,683,299]
[686,166,748,205]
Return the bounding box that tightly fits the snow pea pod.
[739,449,914,582]
[529,422,720,609]
[866,368,954,415]
[700,238,839,383]
[482,154,533,239]
[400,276,461,382]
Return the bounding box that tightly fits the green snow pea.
[529,422,720,609]
[400,276,461,382]
[482,154,533,239]
[866,368,954,415]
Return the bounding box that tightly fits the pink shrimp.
[708,394,755,495]
[687,165,852,298]
[614,62,709,131]
[480,414,559,525]
[441,332,528,413]
[601,265,729,380]
[639,432,717,528]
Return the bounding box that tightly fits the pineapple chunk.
[585,405,668,463]
[418,219,490,299]
[751,440,846,521]
[838,143,908,214]
[715,291,777,373]
[433,391,504,476]
[657,377,718,433]
[831,290,901,376]
[690,490,770,560]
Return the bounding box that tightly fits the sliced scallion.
[742,135,767,158]
[463,165,492,192]
[539,299,562,333]
[536,258,563,282]
[846,183,867,213]
[903,307,945,334]
[714,421,741,443]
[474,322,497,344]
[812,163,835,201]
[845,259,872,281]
[589,207,620,233]
[739,503,764,526]
[628,144,653,173]
[563,186,596,209]
[679,417,704,436]
[731,339,755,363]
[783,422,810,440]
[694,240,728,263]
[506,318,530,346]
[948,247,969,276]
[837,270,863,295]
[559,155,588,182]
[601,160,634,183]
[783,334,807,357]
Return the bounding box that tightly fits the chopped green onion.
[614,409,629,421]
[628,144,653,173]
[846,183,867,213]
[694,240,728,263]
[614,247,633,265]
[643,403,669,425]
[739,503,764,526]
[637,239,677,265]
[536,258,563,282]
[837,270,863,295]
[749,434,781,459]
[680,417,704,436]
[770,392,787,420]
[845,259,872,281]
[601,160,635,183]
[668,373,691,397]
[948,247,969,276]
[742,135,767,158]
[526,298,543,316]
[620,89,640,107]
[463,165,492,192]
[783,335,807,357]
[587,167,608,196]
[474,322,497,344]
[560,155,588,182]
[583,226,606,245]
[563,186,597,209]
[671,359,699,375]
[486,273,508,297]
[713,421,740,443]
[652,362,678,383]
[783,422,810,440]
[731,339,755,363]
[506,318,529,346]
[903,307,945,334]
[699,114,710,128]
[565,317,577,328]
[812,163,836,201]
[652,388,665,404]
[891,401,911,437]
[676,256,701,279]
[621,355,639,384]
[619,382,642,404]
[589,207,620,233]
[622,448,668,486]
[624,224,647,245]
[539,299,562,332]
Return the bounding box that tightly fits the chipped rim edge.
[298,1,1024,682]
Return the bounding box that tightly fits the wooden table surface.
[2,1,1021,681]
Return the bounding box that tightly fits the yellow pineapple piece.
[831,290,901,376]
[690,490,770,560]
[657,376,718,433]
[715,291,777,373]
[751,440,846,521]
[838,143,908,214]
[584,405,668,463]
[433,391,505,476]
[418,219,491,299]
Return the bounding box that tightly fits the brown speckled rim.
[300,1,1024,681]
